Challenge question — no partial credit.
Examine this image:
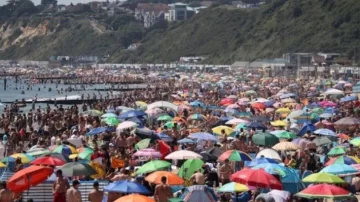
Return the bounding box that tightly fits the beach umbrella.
[275,108,291,114]
[101,113,117,118]
[295,184,351,199]
[302,173,345,184]
[59,162,97,176]
[268,190,291,201]
[86,127,107,136]
[327,147,346,156]
[338,133,351,140]
[350,137,360,146]
[247,157,278,167]
[135,101,147,109]
[320,164,358,175]
[0,162,6,168]
[136,160,171,174]
[104,117,120,126]
[178,138,196,144]
[314,128,336,137]
[178,159,204,179]
[164,121,180,130]
[218,150,252,162]
[230,168,282,189]
[234,123,247,131]
[52,145,78,156]
[173,116,187,123]
[104,180,150,194]
[114,194,155,202]
[312,136,332,146]
[206,147,224,157]
[189,132,217,142]
[119,110,147,119]
[182,185,217,202]
[256,148,281,161]
[286,110,303,119]
[187,114,206,121]
[134,128,160,140]
[157,115,173,121]
[145,171,184,185]
[325,156,360,166]
[323,88,344,95]
[189,101,205,108]
[31,156,66,166]
[334,117,360,125]
[39,153,70,162]
[252,132,279,147]
[85,110,103,117]
[10,153,34,163]
[270,120,288,127]
[157,133,173,142]
[225,119,249,125]
[199,152,217,162]
[7,165,53,193]
[218,182,249,192]
[275,131,296,139]
[272,142,299,151]
[246,122,267,130]
[251,102,266,110]
[133,149,162,158]
[116,121,138,131]
[212,125,234,135]
[320,113,333,119]
[27,148,51,157]
[165,150,202,160]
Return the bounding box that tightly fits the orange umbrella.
[8,165,53,192]
[114,194,155,202]
[251,102,266,110]
[338,133,351,140]
[145,171,184,185]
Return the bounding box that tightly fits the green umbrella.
[327,147,346,156]
[302,173,345,184]
[234,123,247,131]
[135,138,151,150]
[104,117,120,126]
[252,132,279,147]
[136,160,171,174]
[312,108,324,115]
[313,136,332,146]
[157,115,173,121]
[59,162,97,176]
[164,122,180,129]
[275,131,297,139]
[178,159,204,179]
[78,148,94,160]
[169,198,184,202]
[27,149,51,157]
[218,182,249,192]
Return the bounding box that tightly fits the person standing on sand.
[66,180,82,202]
[88,181,103,202]
[53,170,70,202]
[154,176,172,202]
[0,181,13,202]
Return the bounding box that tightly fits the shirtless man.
[66,180,82,202]
[220,159,233,185]
[0,181,12,202]
[53,170,70,202]
[154,176,172,202]
[190,170,205,185]
[88,182,103,202]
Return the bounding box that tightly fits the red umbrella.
[230,168,282,189]
[295,184,351,199]
[31,156,66,166]
[251,103,266,110]
[8,165,54,192]
[220,98,234,106]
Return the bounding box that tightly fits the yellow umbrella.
[212,126,234,135]
[270,120,288,127]
[0,162,6,168]
[10,153,34,163]
[135,101,147,107]
[69,154,79,159]
[275,108,291,114]
[272,142,299,151]
[89,162,105,179]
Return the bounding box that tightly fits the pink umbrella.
[133,149,162,158]
[226,104,240,109]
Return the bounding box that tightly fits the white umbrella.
[286,110,303,119]
[67,138,82,148]
[116,121,137,135]
[254,97,270,103]
[256,148,282,161]
[225,118,249,125]
[165,150,202,160]
[323,88,344,95]
[268,190,290,202]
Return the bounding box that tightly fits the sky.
[0,0,107,6]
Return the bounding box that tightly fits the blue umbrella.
[182,185,217,201]
[320,164,358,175]
[340,95,357,103]
[189,101,205,108]
[127,117,144,125]
[320,113,333,119]
[280,93,296,99]
[189,132,218,142]
[246,122,267,130]
[118,110,147,119]
[157,133,174,142]
[307,103,321,108]
[104,180,150,194]
[178,138,196,144]
[264,100,275,107]
[247,157,279,167]
[314,129,336,137]
[298,123,316,136]
[86,127,107,136]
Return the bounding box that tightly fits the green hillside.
[113,0,360,64]
[0,0,359,64]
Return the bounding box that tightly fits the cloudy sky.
[0,0,107,6]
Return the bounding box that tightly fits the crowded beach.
[0,67,360,202]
